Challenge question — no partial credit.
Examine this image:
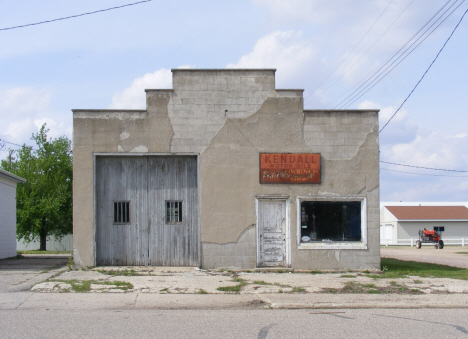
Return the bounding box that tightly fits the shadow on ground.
[0,254,70,292]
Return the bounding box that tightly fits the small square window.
[166,201,183,223]
[114,201,130,224]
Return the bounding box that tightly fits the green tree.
[1,124,72,250]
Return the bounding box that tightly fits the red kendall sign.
[260,153,321,184]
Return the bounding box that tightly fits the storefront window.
[300,201,361,242]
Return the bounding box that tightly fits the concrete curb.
[259,293,468,310]
[270,303,468,309]
[2,292,468,310]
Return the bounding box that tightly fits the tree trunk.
[39,228,47,251]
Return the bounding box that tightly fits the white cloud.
[359,100,418,145]
[176,64,194,69]
[252,0,365,25]
[33,118,71,141]
[382,130,468,201]
[226,31,317,87]
[372,98,468,171]
[0,87,71,150]
[385,131,468,172]
[382,176,468,202]
[253,0,446,46]
[0,87,51,116]
[3,119,35,143]
[254,0,456,101]
[448,134,468,139]
[364,99,468,201]
[108,69,173,109]
[0,87,51,144]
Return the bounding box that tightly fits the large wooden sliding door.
[95,156,198,266]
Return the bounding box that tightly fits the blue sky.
[1,0,467,202]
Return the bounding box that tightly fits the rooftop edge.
[304,109,380,113]
[0,168,26,183]
[171,68,276,72]
[72,109,147,113]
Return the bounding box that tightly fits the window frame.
[166,200,183,224]
[296,196,367,250]
[113,201,130,224]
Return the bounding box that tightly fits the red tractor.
[416,227,444,249]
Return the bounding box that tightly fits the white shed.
[380,205,468,246]
[0,168,26,259]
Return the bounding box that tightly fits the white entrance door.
[380,224,393,245]
[257,199,289,267]
[385,224,393,244]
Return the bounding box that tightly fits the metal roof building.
[381,205,468,246]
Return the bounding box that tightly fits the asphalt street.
[1,308,468,339]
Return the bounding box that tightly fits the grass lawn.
[379,258,468,280]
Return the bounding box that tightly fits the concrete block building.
[0,169,26,259]
[73,69,380,270]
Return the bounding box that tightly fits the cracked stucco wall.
[200,103,379,270]
[201,225,256,269]
[72,69,379,270]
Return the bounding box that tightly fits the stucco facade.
[73,69,380,270]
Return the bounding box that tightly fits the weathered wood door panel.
[257,199,288,267]
[96,157,149,266]
[147,156,198,266]
[96,156,198,266]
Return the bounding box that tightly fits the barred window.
[114,201,130,224]
[166,201,183,223]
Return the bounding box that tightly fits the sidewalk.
[2,265,467,310]
[2,254,468,310]
[3,291,468,310]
